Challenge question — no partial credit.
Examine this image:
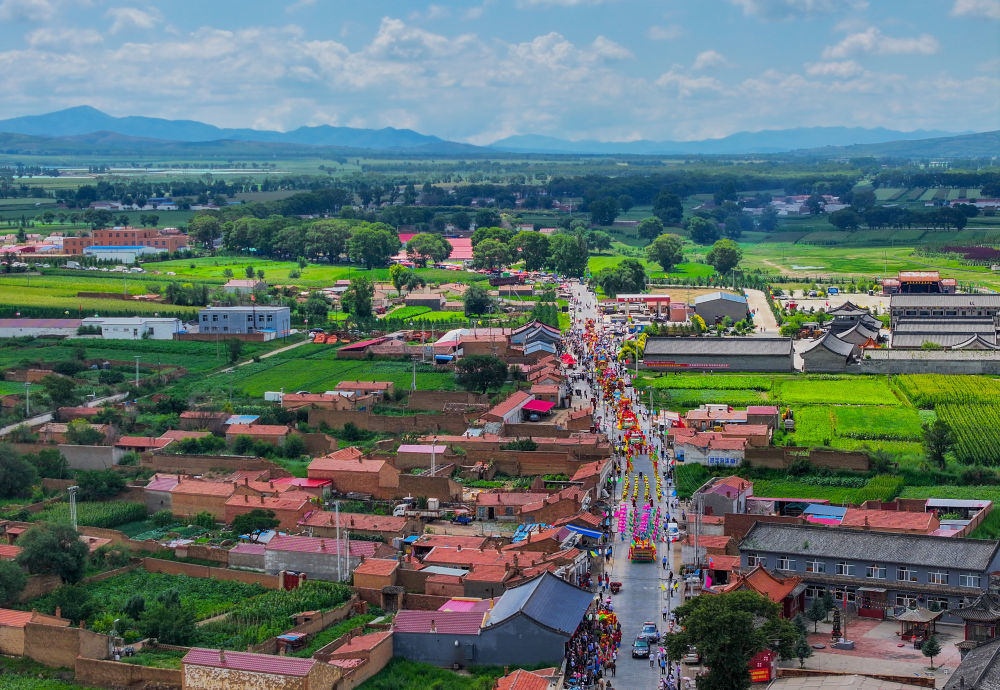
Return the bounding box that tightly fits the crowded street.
[560,281,694,690]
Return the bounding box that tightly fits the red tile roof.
[183,648,317,676]
[226,424,289,436]
[116,436,172,449]
[476,491,549,507]
[529,384,560,395]
[331,631,392,654]
[0,609,34,628]
[300,511,408,533]
[353,558,400,577]
[308,448,387,474]
[706,554,741,571]
[747,405,780,415]
[841,509,938,532]
[497,668,552,690]
[393,610,484,634]
[718,565,803,603]
[145,474,182,492]
[683,534,733,550]
[266,535,377,557]
[571,460,607,481]
[708,438,748,451]
[552,511,601,528]
[0,544,22,559]
[465,565,511,583]
[226,493,312,511]
[271,477,332,489]
[483,390,534,420]
[171,480,237,497]
[335,381,393,392]
[721,424,770,438]
[411,535,487,550]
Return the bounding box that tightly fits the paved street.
[568,283,686,689]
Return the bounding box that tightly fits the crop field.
[776,378,898,406]
[899,485,1000,503]
[643,374,773,391]
[650,388,767,409]
[31,501,146,529]
[384,306,431,320]
[935,403,1000,465]
[211,344,456,397]
[832,406,923,440]
[896,374,1000,408]
[750,475,903,505]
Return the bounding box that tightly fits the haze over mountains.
[0,107,993,158]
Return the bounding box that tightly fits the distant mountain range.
[489,127,965,155]
[0,107,994,158]
[0,106,472,152]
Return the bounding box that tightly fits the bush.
[151,510,175,528]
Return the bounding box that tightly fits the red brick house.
[170,480,237,520]
[224,492,313,529]
[225,424,290,446]
[307,448,400,498]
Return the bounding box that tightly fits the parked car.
[451,515,473,525]
[682,647,700,664]
[640,622,660,642]
[631,635,650,658]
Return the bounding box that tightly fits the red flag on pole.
[250,293,255,302]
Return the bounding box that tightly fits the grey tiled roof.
[740,523,1000,571]
[802,332,856,357]
[944,637,1000,690]
[644,337,792,357]
[891,333,997,348]
[890,294,1000,308]
[893,319,996,334]
[483,571,592,635]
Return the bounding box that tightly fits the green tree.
[0,444,37,499]
[188,215,222,248]
[471,226,513,247]
[687,216,720,245]
[151,510,175,528]
[65,418,103,445]
[16,524,89,583]
[587,230,613,253]
[463,283,492,317]
[231,508,280,542]
[706,238,743,274]
[226,338,244,363]
[665,590,797,690]
[193,511,216,529]
[124,595,146,620]
[0,560,26,606]
[653,191,683,225]
[589,197,619,226]
[341,274,375,319]
[511,231,550,271]
[24,449,70,479]
[921,633,941,669]
[406,233,451,267]
[348,224,401,269]
[455,355,508,393]
[805,597,826,632]
[723,215,743,240]
[76,469,126,501]
[475,209,501,228]
[922,419,952,470]
[472,238,511,271]
[828,208,863,231]
[40,374,79,408]
[595,258,646,297]
[794,634,813,668]
[646,233,684,272]
[389,263,412,295]
[141,601,196,645]
[47,583,95,623]
[547,233,589,277]
[758,207,779,232]
[301,293,331,325]
[792,613,809,638]
[637,216,665,241]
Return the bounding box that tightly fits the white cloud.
[729,0,866,20]
[952,0,1000,19]
[285,0,316,13]
[409,4,450,22]
[655,69,723,96]
[646,24,683,41]
[822,27,939,59]
[517,0,614,6]
[107,7,161,33]
[804,60,863,78]
[0,0,55,21]
[25,27,102,48]
[693,50,727,70]
[591,36,632,60]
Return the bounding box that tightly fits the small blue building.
[198,306,290,338]
[392,571,593,667]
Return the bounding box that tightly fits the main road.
[567,283,682,689]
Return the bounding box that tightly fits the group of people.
[563,601,622,689]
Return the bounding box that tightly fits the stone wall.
[743,447,869,472]
[140,452,291,476]
[502,423,573,438]
[74,657,181,689]
[58,444,125,470]
[396,473,463,502]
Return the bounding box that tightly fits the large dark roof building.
[944,637,1000,689]
[800,332,860,373]
[643,337,794,373]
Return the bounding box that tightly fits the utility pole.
[24,381,30,417]
[134,356,140,386]
[411,358,416,392]
[68,485,80,531]
[334,501,342,582]
[431,436,438,476]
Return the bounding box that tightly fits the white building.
[0,318,82,338]
[81,316,181,340]
[82,245,167,264]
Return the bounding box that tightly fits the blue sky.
[0,0,997,143]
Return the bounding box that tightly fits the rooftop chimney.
[457,544,462,552]
[429,619,437,633]
[320,539,326,550]
[244,494,248,503]
[219,650,226,665]
[260,495,264,504]
[350,518,355,527]
[244,477,249,485]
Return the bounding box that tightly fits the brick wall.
[18,574,63,602]
[141,453,290,476]
[407,390,489,411]
[299,432,338,455]
[23,623,109,668]
[75,657,181,688]
[308,409,472,434]
[502,423,573,438]
[743,447,869,472]
[321,629,393,690]
[246,595,359,655]
[142,557,282,588]
[396,473,463,501]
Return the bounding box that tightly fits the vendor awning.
[565,525,603,539]
[435,354,454,361]
[523,400,556,413]
[277,633,306,642]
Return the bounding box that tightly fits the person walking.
[662,555,668,570]
[662,605,668,622]
[660,655,667,675]
[650,649,656,668]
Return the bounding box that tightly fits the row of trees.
[828,205,971,231]
[469,227,590,277]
